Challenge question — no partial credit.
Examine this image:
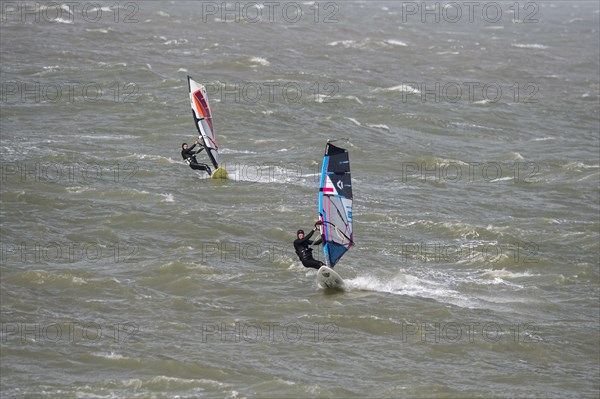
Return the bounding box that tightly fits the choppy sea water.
[1,1,599,398]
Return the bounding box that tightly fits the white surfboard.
[317,265,345,290]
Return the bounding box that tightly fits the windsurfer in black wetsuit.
[181,139,212,175]
[294,221,325,269]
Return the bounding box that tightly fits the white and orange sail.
[188,75,220,170]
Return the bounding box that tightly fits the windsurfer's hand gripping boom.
[193,138,205,154]
[313,220,324,243]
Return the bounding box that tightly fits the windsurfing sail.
[318,142,354,268]
[188,75,220,170]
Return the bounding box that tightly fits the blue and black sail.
[318,142,354,268]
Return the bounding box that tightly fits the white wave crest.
[160,193,175,203]
[249,57,270,66]
[377,84,420,94]
[366,124,391,131]
[385,39,408,47]
[511,43,548,49]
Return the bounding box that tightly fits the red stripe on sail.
[193,91,214,132]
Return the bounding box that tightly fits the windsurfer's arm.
[192,138,205,154]
[310,221,323,245]
[310,225,323,245]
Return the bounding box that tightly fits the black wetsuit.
[293,230,324,269]
[181,144,211,175]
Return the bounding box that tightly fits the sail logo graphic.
[337,180,344,190]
